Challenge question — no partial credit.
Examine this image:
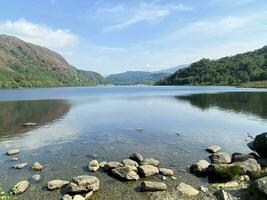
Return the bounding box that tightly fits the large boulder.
[140,181,167,191]
[111,166,139,181]
[138,165,159,177]
[190,160,210,175]
[11,180,29,195]
[209,152,231,164]
[68,175,99,193]
[248,176,267,199]
[248,132,267,158]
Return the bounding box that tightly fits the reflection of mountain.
[176,92,267,119]
[0,100,71,139]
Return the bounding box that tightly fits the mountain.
[157,46,267,87]
[0,34,106,88]
[155,64,188,74]
[106,71,170,85]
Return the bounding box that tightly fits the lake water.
[0,86,266,200]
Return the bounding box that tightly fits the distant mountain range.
[106,65,187,85]
[0,34,106,88]
[157,46,267,88]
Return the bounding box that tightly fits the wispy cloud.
[0,18,78,50]
[103,2,193,32]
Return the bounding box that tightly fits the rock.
[47,180,69,190]
[176,182,199,196]
[104,162,123,170]
[63,194,73,200]
[247,141,254,150]
[85,191,93,199]
[257,158,267,168]
[11,180,29,195]
[206,145,221,153]
[122,159,139,167]
[171,176,177,180]
[141,158,160,166]
[13,162,28,169]
[239,158,261,173]
[215,189,234,200]
[22,122,37,126]
[209,152,231,164]
[130,152,144,164]
[162,176,166,181]
[111,166,139,181]
[212,181,239,189]
[231,153,255,162]
[32,174,41,181]
[248,176,267,199]
[68,175,99,193]
[190,160,210,175]
[32,162,43,171]
[99,161,107,168]
[11,157,18,161]
[138,165,159,177]
[6,149,20,156]
[140,181,167,191]
[88,160,99,172]
[159,168,174,176]
[73,195,85,200]
[237,175,250,182]
[199,186,209,193]
[248,132,267,158]
[135,128,145,132]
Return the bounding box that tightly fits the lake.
[0,86,266,200]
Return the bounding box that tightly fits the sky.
[0,0,267,75]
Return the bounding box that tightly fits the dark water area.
[0,86,266,200]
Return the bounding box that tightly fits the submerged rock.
[13,162,28,169]
[190,160,210,175]
[248,176,267,199]
[209,152,231,164]
[206,145,221,153]
[111,166,139,181]
[11,180,30,195]
[32,174,41,182]
[159,168,174,176]
[138,165,159,177]
[248,132,267,158]
[6,149,20,156]
[130,152,144,164]
[88,160,99,172]
[47,180,69,190]
[68,175,99,193]
[32,162,43,171]
[140,181,167,191]
[141,158,160,167]
[11,157,18,161]
[122,159,139,167]
[176,182,199,196]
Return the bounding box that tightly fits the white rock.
[88,160,99,172]
[12,180,30,195]
[177,182,199,196]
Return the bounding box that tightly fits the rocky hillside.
[0,34,106,88]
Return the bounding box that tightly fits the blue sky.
[0,0,267,75]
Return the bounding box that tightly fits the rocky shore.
[3,132,267,200]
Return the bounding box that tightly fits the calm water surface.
[0,86,266,200]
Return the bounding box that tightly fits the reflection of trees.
[0,100,71,139]
[176,92,267,119]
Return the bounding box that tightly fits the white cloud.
[104,2,193,32]
[0,18,78,50]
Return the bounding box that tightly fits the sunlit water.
[0,86,266,200]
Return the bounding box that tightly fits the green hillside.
[0,34,106,88]
[157,46,267,87]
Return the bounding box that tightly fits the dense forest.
[157,46,267,87]
[0,34,106,88]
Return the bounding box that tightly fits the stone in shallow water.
[13,162,28,169]
[129,152,144,164]
[122,159,139,167]
[159,168,174,176]
[11,180,30,195]
[68,175,99,193]
[176,182,199,196]
[190,160,210,175]
[138,165,159,177]
[88,160,99,172]
[141,158,160,166]
[99,161,107,168]
[32,174,41,182]
[11,157,18,161]
[111,166,139,181]
[209,152,231,164]
[6,149,20,156]
[206,145,221,153]
[47,180,69,190]
[32,162,43,171]
[140,181,167,191]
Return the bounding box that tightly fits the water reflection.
[0,100,71,139]
[176,92,267,120]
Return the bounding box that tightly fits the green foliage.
[0,189,14,200]
[157,46,267,87]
